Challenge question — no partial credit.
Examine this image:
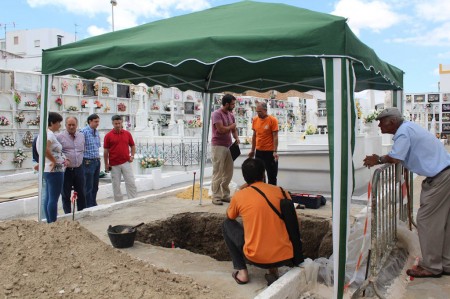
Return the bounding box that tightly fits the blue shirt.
[81,125,101,159]
[389,121,450,177]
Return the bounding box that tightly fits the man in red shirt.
[104,115,137,202]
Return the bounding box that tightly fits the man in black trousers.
[56,116,86,213]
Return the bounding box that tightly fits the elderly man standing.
[248,102,279,185]
[57,116,86,214]
[210,94,239,205]
[81,114,101,208]
[363,107,450,278]
[103,115,137,202]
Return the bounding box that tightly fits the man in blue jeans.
[81,114,101,208]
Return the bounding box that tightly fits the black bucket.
[107,225,137,248]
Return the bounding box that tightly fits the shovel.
[119,222,145,234]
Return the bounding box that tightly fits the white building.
[439,64,450,93]
[0,28,75,72]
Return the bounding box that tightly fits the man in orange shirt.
[223,158,294,286]
[248,102,279,185]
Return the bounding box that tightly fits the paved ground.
[3,156,450,298]
[400,174,450,299]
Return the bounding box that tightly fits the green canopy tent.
[40,1,403,298]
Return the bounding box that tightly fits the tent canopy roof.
[42,0,403,93]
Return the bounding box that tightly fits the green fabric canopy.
[40,2,404,298]
[42,1,403,92]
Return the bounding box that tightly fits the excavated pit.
[136,212,333,261]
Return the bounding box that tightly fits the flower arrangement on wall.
[27,116,40,126]
[147,87,154,95]
[22,131,34,148]
[37,94,41,105]
[1,136,16,147]
[14,91,21,104]
[24,101,38,107]
[155,86,163,98]
[364,110,380,123]
[101,86,109,95]
[355,102,362,119]
[15,113,25,124]
[117,102,127,112]
[0,116,11,126]
[55,97,63,107]
[93,82,99,95]
[186,118,202,128]
[104,104,111,113]
[67,106,78,112]
[151,104,159,111]
[76,82,83,93]
[61,80,69,93]
[94,100,103,109]
[81,99,88,108]
[12,148,27,168]
[139,156,165,169]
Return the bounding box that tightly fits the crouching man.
[222,158,297,285]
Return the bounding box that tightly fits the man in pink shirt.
[210,94,239,205]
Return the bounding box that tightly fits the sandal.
[406,266,442,278]
[232,271,248,285]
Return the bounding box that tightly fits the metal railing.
[353,164,413,298]
[135,140,211,166]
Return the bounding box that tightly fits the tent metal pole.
[38,75,51,222]
[322,58,356,299]
[198,92,212,205]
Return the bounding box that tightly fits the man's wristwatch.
[377,156,383,164]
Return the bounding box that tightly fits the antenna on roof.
[1,22,16,59]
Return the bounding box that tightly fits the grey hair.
[65,116,78,124]
[388,115,404,124]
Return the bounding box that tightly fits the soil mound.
[0,220,221,298]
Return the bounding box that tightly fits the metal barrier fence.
[135,140,211,166]
[354,164,413,298]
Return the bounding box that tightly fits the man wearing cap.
[363,107,450,278]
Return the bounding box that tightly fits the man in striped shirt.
[81,114,101,208]
[57,116,86,213]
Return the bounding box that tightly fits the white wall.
[0,57,42,72]
[4,28,75,61]
[440,64,450,92]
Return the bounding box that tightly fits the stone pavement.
[399,174,450,299]
[3,164,449,298]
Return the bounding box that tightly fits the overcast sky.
[1,0,450,93]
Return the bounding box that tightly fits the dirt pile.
[176,184,211,200]
[0,220,224,299]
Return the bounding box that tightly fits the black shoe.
[212,199,223,205]
[222,197,231,203]
[264,273,279,286]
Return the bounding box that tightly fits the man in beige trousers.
[210,94,239,205]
